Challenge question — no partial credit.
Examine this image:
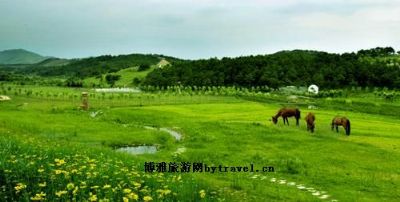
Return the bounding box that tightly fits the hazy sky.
[0,0,399,59]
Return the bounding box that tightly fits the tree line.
[143,47,400,89]
[17,54,179,78]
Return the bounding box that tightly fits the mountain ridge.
[0,49,52,64]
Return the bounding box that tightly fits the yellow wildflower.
[103,184,112,189]
[80,181,87,189]
[30,192,46,201]
[199,190,206,199]
[14,183,27,193]
[37,168,45,173]
[133,182,141,189]
[73,187,79,195]
[55,158,66,166]
[123,197,129,202]
[123,188,132,194]
[67,183,75,190]
[143,196,153,201]
[139,188,149,194]
[127,192,138,200]
[156,189,172,198]
[89,192,97,201]
[38,182,47,187]
[55,190,68,197]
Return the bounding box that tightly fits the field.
[83,59,170,87]
[0,85,399,201]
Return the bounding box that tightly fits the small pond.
[116,145,157,155]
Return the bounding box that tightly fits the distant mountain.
[0,49,50,64]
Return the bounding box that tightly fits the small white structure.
[308,85,319,94]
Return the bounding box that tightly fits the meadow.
[0,85,399,201]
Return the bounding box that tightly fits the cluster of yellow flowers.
[30,192,46,201]
[55,190,68,197]
[156,188,172,198]
[5,147,211,202]
[122,188,139,201]
[54,158,66,166]
[89,192,97,201]
[14,183,26,193]
[199,189,206,198]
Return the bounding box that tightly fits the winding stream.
[116,126,184,155]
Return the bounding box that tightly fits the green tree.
[105,74,121,87]
[138,64,151,71]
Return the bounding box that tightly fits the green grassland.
[0,86,399,201]
[83,59,170,87]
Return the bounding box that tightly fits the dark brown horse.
[305,112,315,133]
[331,116,351,135]
[272,108,301,126]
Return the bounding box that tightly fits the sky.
[0,0,399,59]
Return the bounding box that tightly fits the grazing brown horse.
[305,112,315,133]
[272,108,301,126]
[331,116,351,135]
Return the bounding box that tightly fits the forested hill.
[144,47,400,89]
[0,49,49,64]
[19,54,181,78]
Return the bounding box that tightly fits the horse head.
[271,116,278,124]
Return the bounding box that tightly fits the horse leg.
[286,117,289,126]
[336,125,339,133]
[296,118,299,126]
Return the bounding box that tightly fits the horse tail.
[346,119,351,135]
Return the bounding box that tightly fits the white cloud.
[0,0,399,58]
